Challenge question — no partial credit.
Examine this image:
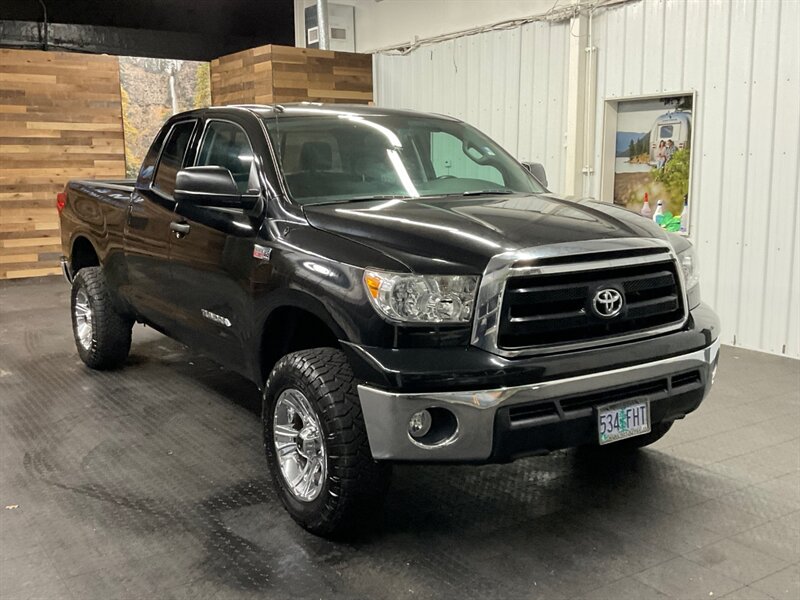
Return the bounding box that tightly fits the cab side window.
[195,121,257,193]
[153,121,196,196]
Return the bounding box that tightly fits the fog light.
[408,409,432,439]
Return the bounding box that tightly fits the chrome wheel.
[74,288,93,350]
[273,388,327,502]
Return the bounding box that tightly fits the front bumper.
[358,337,720,462]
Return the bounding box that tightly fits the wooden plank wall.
[0,49,125,279]
[0,44,372,280]
[211,45,372,106]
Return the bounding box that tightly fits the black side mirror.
[174,166,261,211]
[521,162,548,188]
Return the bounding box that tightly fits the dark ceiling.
[2,0,295,40]
[1,0,295,59]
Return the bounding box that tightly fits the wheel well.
[71,237,99,273]
[259,306,341,383]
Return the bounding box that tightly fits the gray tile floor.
[1,277,798,600]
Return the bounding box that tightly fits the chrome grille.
[498,260,684,349]
[470,240,689,358]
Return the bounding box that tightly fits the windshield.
[262,111,544,205]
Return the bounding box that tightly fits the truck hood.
[303,193,670,273]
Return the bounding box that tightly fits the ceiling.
[2,0,295,45]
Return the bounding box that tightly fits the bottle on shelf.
[679,196,689,233]
[640,192,652,217]
[653,200,664,224]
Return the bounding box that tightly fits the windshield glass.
[262,111,544,205]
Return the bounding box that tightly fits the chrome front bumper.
[357,337,720,461]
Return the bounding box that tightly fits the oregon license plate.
[597,399,651,445]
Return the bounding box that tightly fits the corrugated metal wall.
[374,20,571,191]
[590,0,799,356]
[373,0,800,358]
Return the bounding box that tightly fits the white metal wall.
[373,0,800,357]
[374,20,571,191]
[590,0,800,357]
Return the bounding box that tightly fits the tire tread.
[264,347,390,537]
[71,267,132,370]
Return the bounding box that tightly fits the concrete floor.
[1,277,798,600]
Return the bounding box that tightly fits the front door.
[168,118,263,370]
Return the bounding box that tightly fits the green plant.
[653,148,690,199]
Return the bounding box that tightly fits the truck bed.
[70,179,137,193]
[60,178,138,273]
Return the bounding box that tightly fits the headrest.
[299,141,332,172]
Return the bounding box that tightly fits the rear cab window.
[152,120,197,197]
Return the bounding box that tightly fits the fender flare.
[68,233,101,268]
[249,289,351,386]
[255,288,348,342]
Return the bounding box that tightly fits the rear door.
[123,119,197,331]
[168,117,263,367]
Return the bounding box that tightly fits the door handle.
[170,221,190,237]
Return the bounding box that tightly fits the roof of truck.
[206,102,461,122]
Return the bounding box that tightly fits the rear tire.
[263,348,391,538]
[71,267,133,370]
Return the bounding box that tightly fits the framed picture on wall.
[599,92,696,235]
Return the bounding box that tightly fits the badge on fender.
[201,309,231,327]
[253,244,272,262]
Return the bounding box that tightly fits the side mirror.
[174,166,260,211]
[521,162,548,188]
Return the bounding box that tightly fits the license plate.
[597,399,651,445]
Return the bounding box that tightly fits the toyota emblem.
[592,288,624,318]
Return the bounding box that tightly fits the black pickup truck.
[59,104,720,536]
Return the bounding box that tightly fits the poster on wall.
[613,94,693,234]
[118,57,211,177]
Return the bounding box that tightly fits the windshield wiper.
[344,194,414,202]
[315,194,414,205]
[461,189,515,197]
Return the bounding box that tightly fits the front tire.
[71,267,133,370]
[263,348,391,538]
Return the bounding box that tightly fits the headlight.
[363,270,479,323]
[677,245,700,308]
